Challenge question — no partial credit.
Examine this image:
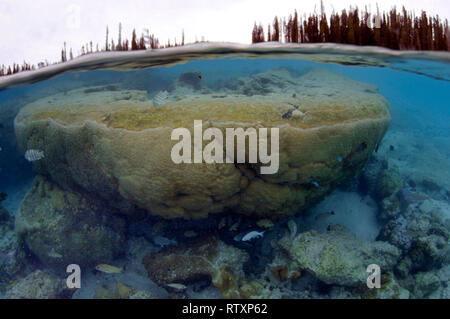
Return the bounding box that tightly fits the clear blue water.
[0,49,449,299]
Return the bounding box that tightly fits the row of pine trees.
[252,4,449,51]
[1,24,186,77]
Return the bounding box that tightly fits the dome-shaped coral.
[14,68,390,219]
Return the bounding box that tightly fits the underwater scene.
[0,44,449,299]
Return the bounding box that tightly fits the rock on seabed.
[14,68,390,219]
[4,270,72,299]
[15,176,126,271]
[277,224,401,287]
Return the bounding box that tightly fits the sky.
[0,0,449,66]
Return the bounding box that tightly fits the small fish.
[312,181,319,188]
[337,156,343,162]
[356,142,368,152]
[229,222,240,232]
[257,219,274,229]
[48,248,63,259]
[0,146,2,151]
[153,90,169,106]
[282,109,293,119]
[95,264,123,274]
[197,243,210,251]
[166,283,187,291]
[242,230,265,242]
[314,211,336,222]
[153,235,177,247]
[287,220,297,241]
[397,189,429,204]
[24,149,45,162]
[184,230,197,238]
[152,221,166,233]
[218,217,227,230]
